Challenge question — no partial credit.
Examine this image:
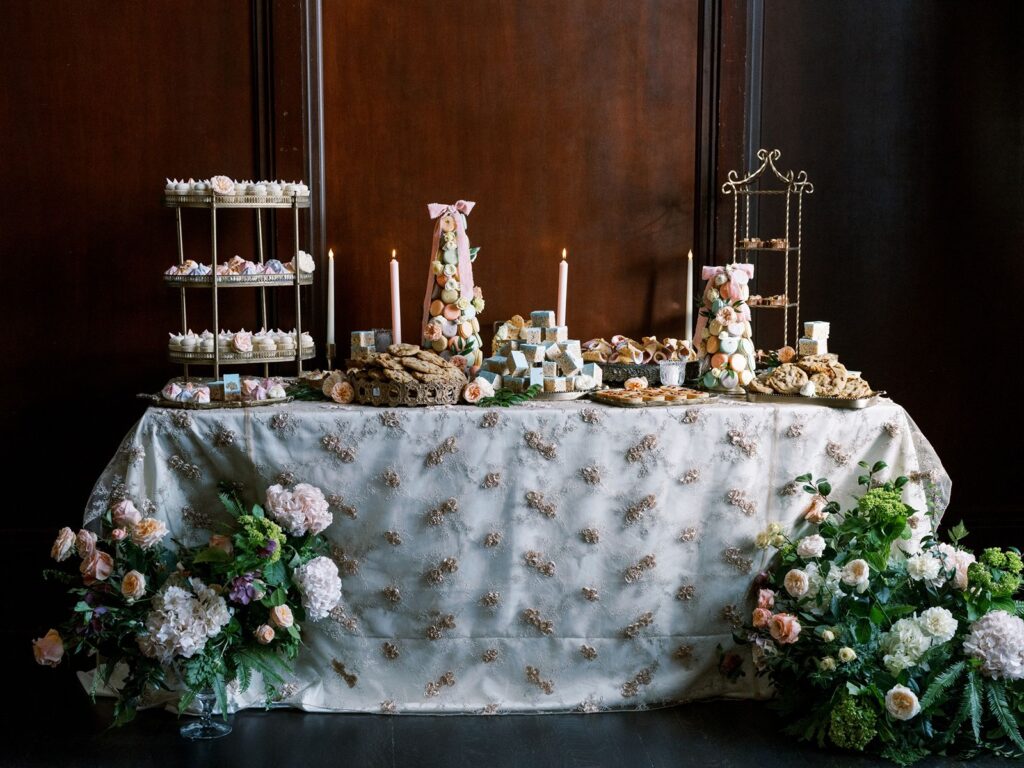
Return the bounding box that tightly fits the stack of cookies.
[747,352,873,399]
[348,343,468,390]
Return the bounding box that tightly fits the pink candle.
[557,248,568,327]
[389,249,402,344]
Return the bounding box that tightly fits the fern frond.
[967,670,984,744]
[920,660,966,711]
[987,679,1024,752]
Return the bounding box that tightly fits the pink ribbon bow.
[422,201,476,340]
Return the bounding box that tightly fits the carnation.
[963,610,1024,680]
[137,578,232,663]
[880,617,930,673]
[918,606,957,644]
[293,556,342,620]
[906,552,944,585]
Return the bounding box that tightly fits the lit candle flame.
[328,248,334,260]
[687,249,693,260]
[561,247,567,261]
[392,248,397,260]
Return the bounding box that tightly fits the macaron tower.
[695,262,757,391]
[421,201,485,374]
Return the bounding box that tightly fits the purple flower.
[257,539,278,559]
[229,573,258,605]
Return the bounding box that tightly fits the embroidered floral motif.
[721,604,743,629]
[626,434,658,463]
[480,591,501,608]
[524,431,557,460]
[330,659,357,688]
[482,472,501,489]
[142,499,157,516]
[427,436,458,467]
[673,644,695,663]
[384,530,402,546]
[330,545,361,576]
[676,584,697,601]
[582,587,600,602]
[908,468,940,484]
[483,531,502,548]
[826,441,850,466]
[480,411,500,428]
[181,505,213,530]
[425,614,456,641]
[381,469,401,488]
[328,605,359,632]
[270,413,294,433]
[681,408,702,425]
[482,648,499,663]
[171,411,192,429]
[523,551,556,577]
[779,481,800,497]
[380,700,397,714]
[425,671,455,697]
[425,557,459,586]
[580,644,598,660]
[523,608,554,635]
[426,498,459,526]
[623,611,655,639]
[883,420,902,438]
[680,468,701,485]
[722,547,753,574]
[580,466,602,485]
[378,411,402,428]
[481,703,500,715]
[678,527,699,543]
[322,434,356,462]
[525,665,554,695]
[382,586,402,603]
[621,668,653,698]
[624,554,657,583]
[726,489,756,516]
[273,682,298,701]
[381,642,400,660]
[580,527,600,544]
[624,494,657,524]
[580,408,601,424]
[727,429,758,457]
[124,444,146,465]
[577,697,601,714]
[168,455,201,480]
[275,471,297,487]
[525,491,556,518]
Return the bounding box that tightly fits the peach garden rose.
[270,605,294,629]
[80,550,113,585]
[51,527,75,562]
[111,499,142,528]
[32,629,64,667]
[768,613,802,644]
[255,624,276,645]
[75,529,97,559]
[131,518,169,549]
[121,570,146,601]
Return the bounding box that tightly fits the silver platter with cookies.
[745,353,881,408]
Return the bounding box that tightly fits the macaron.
[738,284,750,301]
[720,370,739,389]
[443,264,457,276]
[702,371,718,388]
[458,321,473,338]
[431,338,447,352]
[431,260,444,275]
[462,306,477,320]
[706,335,720,354]
[719,335,739,354]
[443,303,461,320]
[711,299,726,314]
[727,322,745,337]
[719,282,733,301]
[739,369,754,386]
[742,321,753,339]
[738,338,755,356]
[429,299,444,317]
[442,249,458,265]
[709,320,723,335]
[441,321,457,339]
[444,279,460,292]
[711,352,729,369]
[436,274,448,287]
[471,317,480,333]
[441,288,459,304]
[729,353,748,372]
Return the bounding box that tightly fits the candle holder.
[373,329,394,353]
[326,342,337,371]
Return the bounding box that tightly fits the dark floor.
[4,630,1012,768]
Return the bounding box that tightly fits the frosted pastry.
[530,310,556,328]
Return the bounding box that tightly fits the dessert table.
[84,397,949,714]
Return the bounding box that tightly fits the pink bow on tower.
[693,262,756,352]
[422,201,477,336]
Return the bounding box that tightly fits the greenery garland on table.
[740,459,1024,764]
[476,384,541,407]
[33,481,341,726]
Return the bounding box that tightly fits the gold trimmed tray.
[745,390,885,410]
[589,387,714,408]
[164,273,313,288]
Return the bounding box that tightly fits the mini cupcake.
[282,183,296,196]
[264,259,285,274]
[165,179,178,195]
[216,264,231,275]
[180,335,198,353]
[267,181,282,197]
[300,332,314,349]
[232,330,253,354]
[194,263,211,276]
[200,337,215,354]
[241,262,261,275]
[233,180,248,196]
[168,333,184,352]
[294,182,309,197]
[175,180,190,195]
[253,182,267,197]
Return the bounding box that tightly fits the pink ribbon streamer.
[421,201,476,341]
[692,263,755,351]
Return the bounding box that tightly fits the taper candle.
[557,248,568,327]
[685,249,693,344]
[390,249,402,344]
[327,249,335,346]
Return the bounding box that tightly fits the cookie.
[767,363,808,394]
[388,343,421,357]
[747,376,774,395]
[796,355,835,375]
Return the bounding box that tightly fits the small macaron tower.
[695,262,757,391]
[421,201,486,374]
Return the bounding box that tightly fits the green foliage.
[828,695,878,751]
[237,514,285,565]
[477,384,541,407]
[968,549,1023,599]
[856,487,910,528]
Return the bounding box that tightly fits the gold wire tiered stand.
[162,193,314,380]
[722,149,813,348]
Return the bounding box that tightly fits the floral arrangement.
[33,481,341,726]
[741,460,1024,764]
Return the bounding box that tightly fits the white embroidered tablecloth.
[84,397,949,714]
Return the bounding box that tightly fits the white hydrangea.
[906,552,944,586]
[293,556,342,620]
[137,578,232,663]
[918,607,958,643]
[880,617,931,674]
[963,610,1024,680]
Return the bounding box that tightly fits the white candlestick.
[390,249,402,344]
[557,248,568,328]
[685,249,693,344]
[327,249,335,347]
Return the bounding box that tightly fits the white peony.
[841,559,870,593]
[293,556,342,620]
[796,534,826,559]
[137,578,232,663]
[963,610,1024,680]
[906,553,943,585]
[885,684,921,721]
[918,607,958,644]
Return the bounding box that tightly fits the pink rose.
[209,534,233,556]
[269,604,294,629]
[752,608,772,628]
[450,354,469,371]
[803,495,829,524]
[463,381,484,404]
[80,550,114,585]
[131,518,168,550]
[121,570,146,600]
[232,331,253,353]
[715,306,739,326]
[75,529,97,559]
[51,527,76,562]
[111,499,142,528]
[255,624,275,645]
[111,528,128,541]
[32,629,64,667]
[757,589,775,610]
[768,613,802,644]
[423,323,442,342]
[329,381,354,404]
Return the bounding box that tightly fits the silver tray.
[589,389,714,408]
[138,393,292,410]
[745,390,885,410]
[162,193,311,209]
[531,390,590,402]
[164,273,313,288]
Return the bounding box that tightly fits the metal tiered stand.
[162,192,314,380]
[722,148,813,348]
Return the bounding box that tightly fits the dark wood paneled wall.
[759,1,1024,546]
[322,0,700,345]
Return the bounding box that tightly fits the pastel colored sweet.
[738,284,750,301]
[429,299,445,317]
[162,382,182,400]
[727,322,745,337]
[708,320,723,335]
[800,381,817,397]
[742,321,753,339]
[706,335,720,354]
[711,352,729,369]
[462,306,476,320]
[441,288,459,304]
[702,371,718,388]
[431,338,447,352]
[714,273,728,287]
[710,299,726,314]
[719,282,733,301]
[442,264,457,277]
[738,338,755,356]
[442,249,458,265]
[739,369,754,387]
[441,321,457,338]
[718,336,739,354]
[720,370,739,389]
[432,260,444,275]
[471,317,480,333]
[729,353,748,372]
[458,322,473,339]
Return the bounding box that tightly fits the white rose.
[796,534,826,559]
[906,553,943,584]
[784,569,810,598]
[918,607,957,644]
[819,656,836,672]
[838,647,857,663]
[822,629,836,643]
[885,684,921,721]
[841,559,870,593]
